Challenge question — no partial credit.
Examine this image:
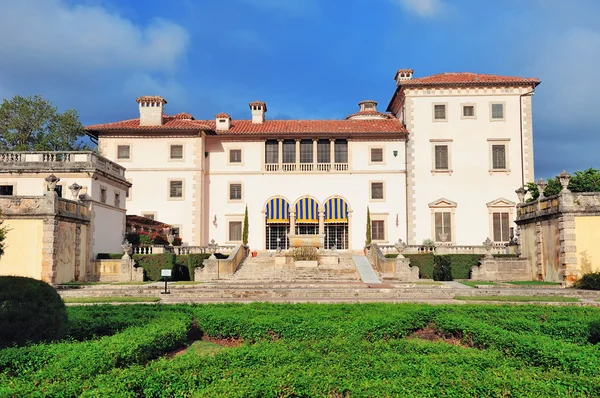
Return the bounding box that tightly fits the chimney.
[249,101,267,124]
[136,96,167,126]
[394,69,414,86]
[215,113,231,131]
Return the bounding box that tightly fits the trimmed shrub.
[384,253,398,259]
[0,276,68,348]
[433,255,452,281]
[574,272,600,290]
[448,254,481,279]
[405,254,434,279]
[176,253,210,280]
[133,253,177,281]
[96,253,123,260]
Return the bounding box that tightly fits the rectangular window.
[317,139,330,163]
[100,187,106,203]
[434,145,449,170]
[434,212,452,242]
[300,140,313,163]
[229,149,242,163]
[372,220,385,241]
[334,139,348,163]
[0,185,14,195]
[114,193,120,208]
[282,140,296,164]
[142,213,155,220]
[493,212,510,242]
[229,183,242,201]
[491,103,504,119]
[434,104,446,120]
[265,140,278,164]
[169,180,183,198]
[463,105,475,117]
[170,145,183,160]
[492,145,506,169]
[371,182,384,200]
[229,221,242,242]
[370,148,383,163]
[117,145,130,160]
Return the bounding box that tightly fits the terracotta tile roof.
[399,72,540,88]
[215,112,231,119]
[345,110,395,120]
[173,112,194,120]
[86,116,407,137]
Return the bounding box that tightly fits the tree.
[525,168,600,201]
[0,94,88,151]
[365,206,372,246]
[242,205,249,246]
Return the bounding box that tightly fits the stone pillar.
[318,210,325,235]
[295,139,300,169]
[535,221,543,279]
[278,139,283,171]
[290,210,296,234]
[558,212,578,284]
[41,217,59,284]
[329,139,335,169]
[74,224,82,281]
[312,139,317,168]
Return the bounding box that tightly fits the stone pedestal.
[319,253,339,265]
[195,259,219,281]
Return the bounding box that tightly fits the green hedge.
[0,276,68,348]
[96,253,123,260]
[405,254,434,279]
[176,254,210,280]
[133,253,211,281]
[574,272,600,290]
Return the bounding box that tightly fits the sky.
[0,0,598,179]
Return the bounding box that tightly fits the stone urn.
[394,238,406,255]
[121,239,133,260]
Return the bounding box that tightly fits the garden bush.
[133,253,177,281]
[96,253,123,260]
[433,255,452,281]
[177,254,210,280]
[447,254,481,279]
[0,276,68,348]
[574,272,600,290]
[405,254,434,278]
[291,247,319,261]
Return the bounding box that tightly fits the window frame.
[490,102,506,121]
[299,139,313,164]
[116,144,131,161]
[370,213,388,243]
[141,212,157,221]
[369,147,385,164]
[316,139,330,164]
[282,140,296,164]
[168,179,185,201]
[461,103,477,119]
[225,214,245,244]
[169,144,185,161]
[432,103,448,122]
[487,198,516,244]
[114,192,121,208]
[265,140,279,164]
[228,149,243,165]
[228,182,243,202]
[99,186,107,204]
[488,139,510,173]
[334,139,348,164]
[429,198,457,244]
[430,139,453,174]
[0,183,15,196]
[369,181,385,202]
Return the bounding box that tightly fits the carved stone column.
[277,139,283,171]
[318,210,325,235]
[329,139,335,170]
[312,139,318,168]
[289,210,296,234]
[295,139,300,170]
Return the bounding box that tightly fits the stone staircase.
[228,253,361,282]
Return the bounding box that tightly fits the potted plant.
[252,250,258,257]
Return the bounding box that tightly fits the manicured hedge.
[575,272,600,290]
[447,254,481,279]
[0,276,68,348]
[176,253,211,280]
[133,253,177,281]
[96,253,123,260]
[405,254,434,279]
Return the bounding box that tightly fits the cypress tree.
[242,205,249,245]
[365,206,372,245]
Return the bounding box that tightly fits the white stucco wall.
[403,86,531,245]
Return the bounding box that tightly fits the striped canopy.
[266,197,290,223]
[295,197,319,223]
[325,197,349,223]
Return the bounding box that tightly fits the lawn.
[455,295,579,302]
[2,303,600,396]
[63,296,160,303]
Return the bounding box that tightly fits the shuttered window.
[317,139,330,163]
[229,149,242,163]
[493,212,510,242]
[372,220,385,241]
[370,148,383,163]
[265,140,278,164]
[229,183,242,200]
[434,104,446,120]
[282,140,296,163]
[229,221,242,242]
[491,103,504,119]
[334,139,348,163]
[169,181,183,198]
[434,212,452,242]
[371,182,384,200]
[170,145,183,159]
[492,145,506,169]
[300,140,313,163]
[434,145,449,170]
[117,145,130,160]
[463,105,475,117]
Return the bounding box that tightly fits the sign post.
[161,269,172,294]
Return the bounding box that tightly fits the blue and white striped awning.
[295,197,319,223]
[266,197,290,224]
[325,197,348,223]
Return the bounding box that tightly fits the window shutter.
[492,145,506,169]
[170,181,183,198]
[170,145,183,159]
[501,213,510,242]
[435,146,448,170]
[230,150,242,163]
[230,184,242,200]
[371,148,383,162]
[493,213,501,242]
[229,221,242,241]
[371,182,384,199]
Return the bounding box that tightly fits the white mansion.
[85,69,540,251]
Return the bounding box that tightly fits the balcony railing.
[264,162,348,172]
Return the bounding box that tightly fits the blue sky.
[0,0,599,179]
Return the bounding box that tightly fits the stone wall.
[367,243,419,281]
[470,257,531,281]
[91,258,143,282]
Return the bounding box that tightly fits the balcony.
[264,162,349,173]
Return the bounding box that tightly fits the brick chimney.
[136,96,167,126]
[394,69,414,86]
[215,112,231,131]
[249,101,267,124]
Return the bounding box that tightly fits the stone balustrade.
[131,244,236,256]
[195,244,248,281]
[0,151,126,180]
[377,243,507,256]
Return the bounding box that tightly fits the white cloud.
[389,0,446,18]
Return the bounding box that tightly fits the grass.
[63,296,160,303]
[186,340,224,356]
[460,281,497,288]
[455,295,579,302]
[505,281,561,286]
